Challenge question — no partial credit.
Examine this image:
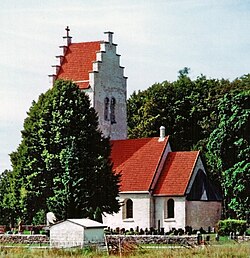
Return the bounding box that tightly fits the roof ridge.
[170,150,199,154]
[70,40,102,45]
[148,136,170,192]
[184,151,200,195]
[111,136,168,143]
[67,218,105,228]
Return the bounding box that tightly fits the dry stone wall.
[0,235,48,244]
[106,235,198,246]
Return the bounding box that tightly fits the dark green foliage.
[207,90,250,217]
[128,72,244,151]
[4,80,120,223]
[217,219,247,236]
[32,210,46,225]
[0,170,17,226]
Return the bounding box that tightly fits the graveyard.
[0,219,249,257]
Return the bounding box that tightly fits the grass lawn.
[0,243,249,258]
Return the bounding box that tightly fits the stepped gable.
[153,151,199,196]
[56,41,101,89]
[111,137,169,192]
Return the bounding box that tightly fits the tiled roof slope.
[154,151,199,196]
[56,42,101,89]
[111,137,169,192]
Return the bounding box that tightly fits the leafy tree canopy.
[0,170,16,226]
[7,80,120,223]
[206,90,250,217]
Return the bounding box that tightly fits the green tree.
[128,71,223,150]
[206,90,250,217]
[0,170,17,226]
[9,80,120,222]
[128,72,250,152]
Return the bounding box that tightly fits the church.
[49,28,222,231]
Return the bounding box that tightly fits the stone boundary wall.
[0,235,49,244]
[0,234,198,246]
[0,234,248,245]
[106,235,198,246]
[106,234,250,246]
[237,236,250,243]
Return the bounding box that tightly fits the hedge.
[217,219,247,236]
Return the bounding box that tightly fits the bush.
[217,219,247,235]
[32,210,46,225]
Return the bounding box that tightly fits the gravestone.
[46,212,57,226]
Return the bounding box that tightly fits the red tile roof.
[111,137,169,192]
[153,151,199,196]
[56,42,101,89]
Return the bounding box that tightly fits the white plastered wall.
[102,192,152,230]
[89,42,127,140]
[154,196,186,232]
[83,88,94,107]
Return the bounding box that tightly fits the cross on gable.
[63,26,72,46]
[65,26,70,38]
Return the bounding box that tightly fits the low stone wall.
[236,235,250,243]
[106,235,198,246]
[0,234,49,244]
[0,234,248,246]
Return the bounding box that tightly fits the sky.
[0,0,250,172]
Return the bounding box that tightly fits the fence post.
[119,237,122,257]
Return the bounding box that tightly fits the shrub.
[32,210,46,225]
[217,219,247,235]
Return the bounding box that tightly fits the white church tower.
[49,27,127,140]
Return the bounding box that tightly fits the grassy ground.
[0,243,249,258]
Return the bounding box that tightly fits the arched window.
[104,97,109,121]
[110,97,116,124]
[123,199,133,219]
[167,199,175,218]
[126,199,133,218]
